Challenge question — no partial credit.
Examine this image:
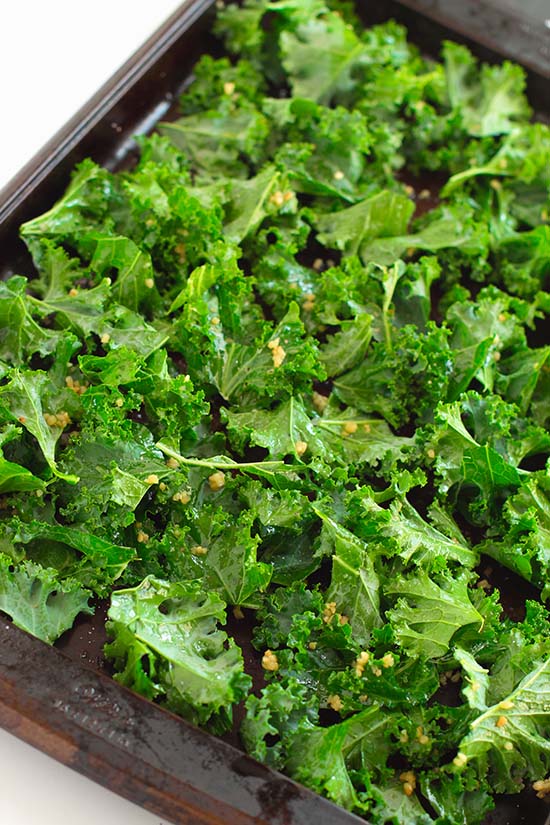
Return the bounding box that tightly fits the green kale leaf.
[0,553,91,644]
[105,577,251,731]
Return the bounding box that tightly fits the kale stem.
[156,441,288,474]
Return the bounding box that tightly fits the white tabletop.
[0,2,183,822]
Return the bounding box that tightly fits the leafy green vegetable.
[3,3,550,821]
[0,370,78,483]
[0,553,91,644]
[105,577,251,731]
[386,572,483,659]
[450,657,550,794]
[316,190,414,259]
[443,41,531,137]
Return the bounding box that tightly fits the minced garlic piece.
[208,471,226,491]
[57,411,71,427]
[382,653,395,668]
[270,190,285,207]
[496,715,508,727]
[271,344,286,368]
[400,770,416,796]
[136,530,149,544]
[100,333,111,344]
[145,474,159,485]
[68,288,78,297]
[312,391,329,413]
[223,81,235,95]
[327,694,343,712]
[192,545,208,556]
[355,650,370,677]
[267,336,287,366]
[504,742,514,751]
[172,490,191,504]
[498,699,515,710]
[333,170,344,180]
[65,376,88,395]
[144,278,154,289]
[166,457,180,469]
[342,421,358,436]
[295,440,308,456]
[44,411,71,428]
[416,725,430,745]
[115,397,124,408]
[533,779,550,798]
[453,752,468,768]
[322,601,337,624]
[262,649,279,671]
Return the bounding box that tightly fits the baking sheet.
[1,1,550,823]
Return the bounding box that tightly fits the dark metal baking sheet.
[1,1,550,823]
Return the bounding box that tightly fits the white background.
[0,2,182,822]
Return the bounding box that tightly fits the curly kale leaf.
[0,553,91,644]
[242,678,318,769]
[386,572,484,660]
[0,276,63,364]
[316,190,414,260]
[333,323,452,427]
[317,510,382,644]
[273,99,373,202]
[159,101,268,180]
[449,656,550,794]
[423,392,550,523]
[0,370,78,484]
[0,518,136,597]
[280,7,372,105]
[20,159,120,257]
[165,508,272,608]
[105,577,251,731]
[285,704,397,813]
[443,123,550,195]
[479,471,550,594]
[362,202,489,267]
[347,488,478,571]
[443,41,531,137]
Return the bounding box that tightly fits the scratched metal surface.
[0,620,365,825]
